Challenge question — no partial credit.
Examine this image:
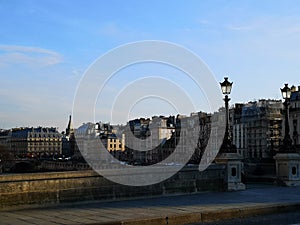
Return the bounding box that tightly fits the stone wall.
[0,164,225,208]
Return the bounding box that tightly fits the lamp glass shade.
[281,84,291,100]
[220,77,233,95]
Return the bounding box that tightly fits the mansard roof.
[291,91,300,101]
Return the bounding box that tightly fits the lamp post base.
[215,153,246,191]
[274,153,300,186]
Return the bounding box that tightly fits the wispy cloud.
[226,16,300,36]
[0,45,63,67]
[226,24,257,31]
[0,85,72,130]
[197,19,210,25]
[98,22,149,40]
[99,22,121,37]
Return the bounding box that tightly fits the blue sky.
[1,0,300,130]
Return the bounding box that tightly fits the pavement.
[189,210,300,225]
[1,184,300,225]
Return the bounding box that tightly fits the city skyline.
[1,1,300,130]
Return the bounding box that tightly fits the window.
[292,166,297,176]
[231,167,237,177]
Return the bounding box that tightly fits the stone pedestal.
[215,153,246,191]
[274,153,300,186]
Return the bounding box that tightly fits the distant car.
[64,156,72,161]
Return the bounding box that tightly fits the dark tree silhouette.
[0,144,14,172]
[190,113,211,164]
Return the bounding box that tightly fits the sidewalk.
[1,184,300,225]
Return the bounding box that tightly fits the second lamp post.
[220,77,236,153]
[280,83,293,151]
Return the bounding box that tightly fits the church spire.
[66,115,72,136]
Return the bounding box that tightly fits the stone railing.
[0,164,225,208]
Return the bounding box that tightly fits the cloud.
[197,19,210,25]
[226,24,257,31]
[0,86,72,130]
[99,22,120,37]
[98,22,149,40]
[0,45,63,67]
[225,16,300,37]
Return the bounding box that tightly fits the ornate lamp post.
[274,84,300,186]
[219,77,235,153]
[280,83,293,150]
[215,77,245,191]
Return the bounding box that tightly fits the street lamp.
[220,77,235,153]
[280,83,293,150]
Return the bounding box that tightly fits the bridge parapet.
[0,164,225,208]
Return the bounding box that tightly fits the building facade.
[0,127,62,157]
[236,100,282,160]
[124,116,176,164]
[289,86,300,148]
[74,122,126,162]
[231,104,246,157]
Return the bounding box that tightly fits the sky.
[1,0,300,130]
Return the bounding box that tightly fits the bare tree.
[190,113,211,164]
[0,145,14,172]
